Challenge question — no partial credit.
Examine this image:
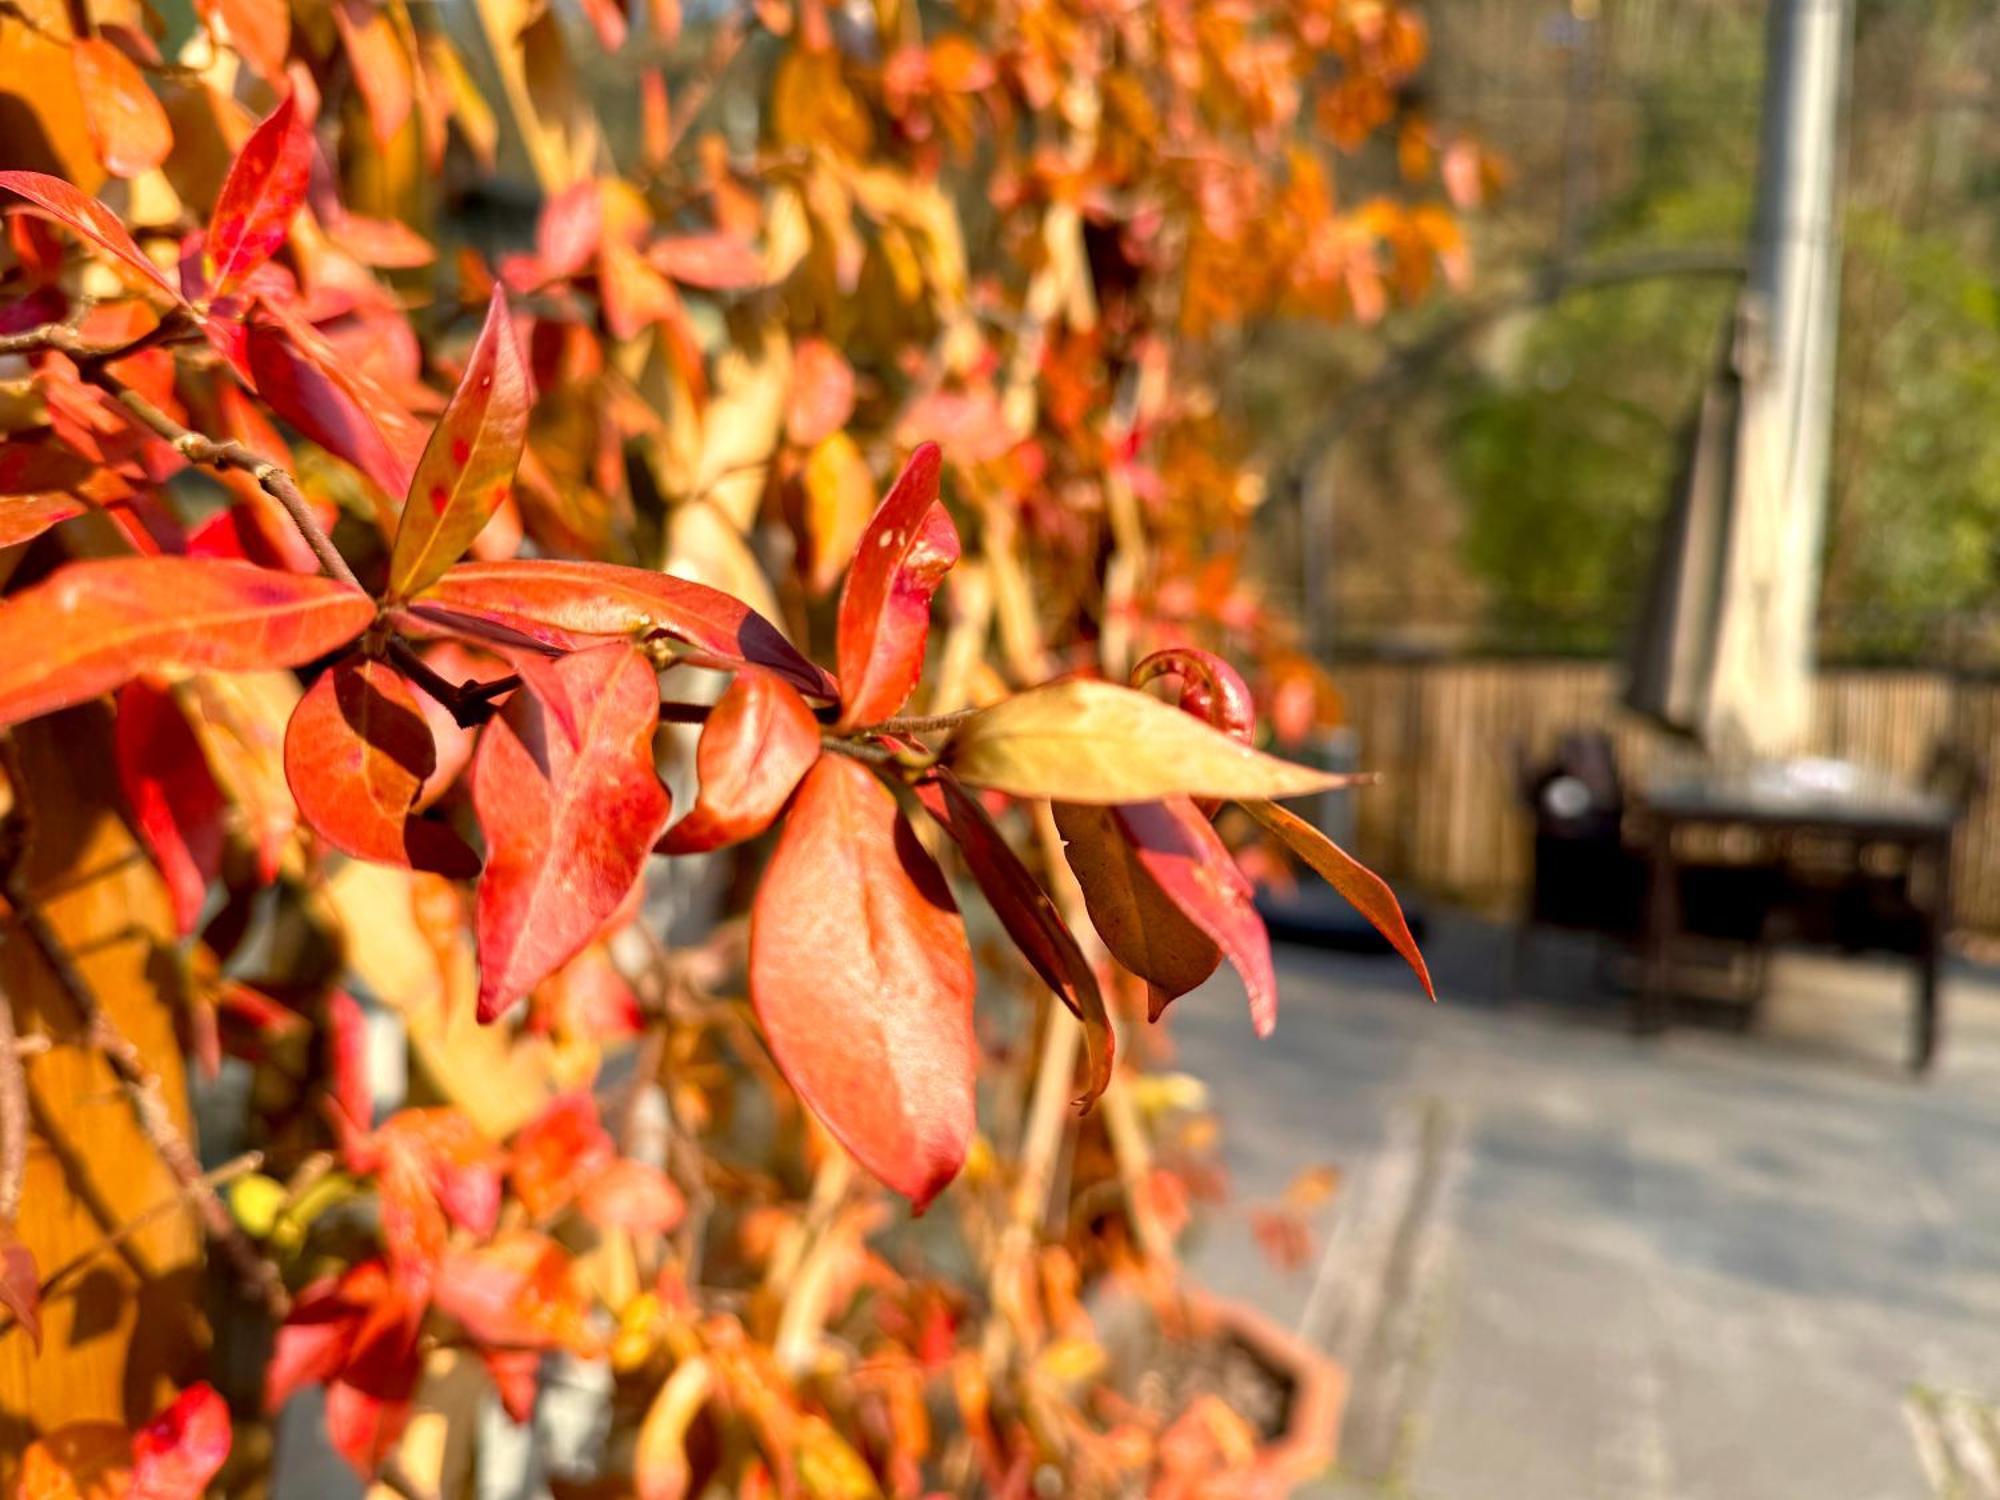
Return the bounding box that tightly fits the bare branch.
[0,990,24,1225]
[9,900,289,1319]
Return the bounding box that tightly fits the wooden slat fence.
[1333,659,2000,935]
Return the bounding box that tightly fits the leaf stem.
[383,636,511,727]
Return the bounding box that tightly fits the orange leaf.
[786,338,856,448]
[1241,797,1434,1001]
[660,668,818,855]
[206,92,311,298]
[833,441,957,730]
[71,39,172,180]
[417,558,836,699]
[284,657,479,875]
[648,232,764,290]
[750,754,975,1209]
[0,558,374,731]
[388,291,531,598]
[472,642,672,1021]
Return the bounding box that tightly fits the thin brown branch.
[0,315,200,364]
[5,1150,263,1326]
[10,902,289,1318]
[90,377,364,591]
[0,990,24,1225]
[875,708,980,737]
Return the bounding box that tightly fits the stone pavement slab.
[1170,914,2000,1500]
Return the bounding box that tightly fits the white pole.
[1702,0,1853,761]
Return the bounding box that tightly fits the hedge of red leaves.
[0,0,1461,1492]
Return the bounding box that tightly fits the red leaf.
[576,0,629,51]
[786,338,856,448]
[750,754,975,1209]
[1242,798,1434,1001]
[918,771,1113,1106]
[115,680,228,936]
[321,1270,424,1472]
[434,1233,589,1352]
[0,171,181,301]
[327,987,373,1136]
[266,1270,367,1413]
[1105,798,1278,1035]
[483,1348,540,1424]
[419,559,836,699]
[577,1158,684,1235]
[509,1091,613,1221]
[660,669,818,854]
[207,93,312,298]
[472,643,672,1021]
[0,558,375,731]
[130,1383,230,1500]
[1053,800,1220,1007]
[284,657,479,875]
[833,442,957,730]
[246,313,423,499]
[1131,648,1256,744]
[72,38,173,179]
[387,291,531,598]
[536,181,602,282]
[0,1225,40,1353]
[648,232,765,289]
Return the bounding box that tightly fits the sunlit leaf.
[387,291,531,599]
[648,232,765,290]
[0,558,375,731]
[245,319,421,500]
[72,39,172,180]
[750,754,975,1209]
[472,642,672,1021]
[1241,797,1434,1001]
[834,441,957,730]
[799,431,875,596]
[284,657,479,875]
[786,338,856,448]
[919,771,1112,1106]
[418,558,836,699]
[207,93,312,298]
[0,171,181,301]
[660,668,818,854]
[634,1355,712,1500]
[947,680,1351,804]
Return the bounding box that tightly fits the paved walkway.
[1172,914,2000,1500]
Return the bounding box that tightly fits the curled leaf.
[1242,798,1434,1001]
[284,657,479,875]
[920,771,1112,1106]
[388,291,531,598]
[947,679,1349,804]
[833,441,957,730]
[660,668,819,855]
[0,558,375,731]
[472,642,672,1021]
[73,39,173,180]
[750,754,975,1209]
[115,680,227,936]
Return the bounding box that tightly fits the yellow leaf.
[945,680,1354,804]
[800,432,874,595]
